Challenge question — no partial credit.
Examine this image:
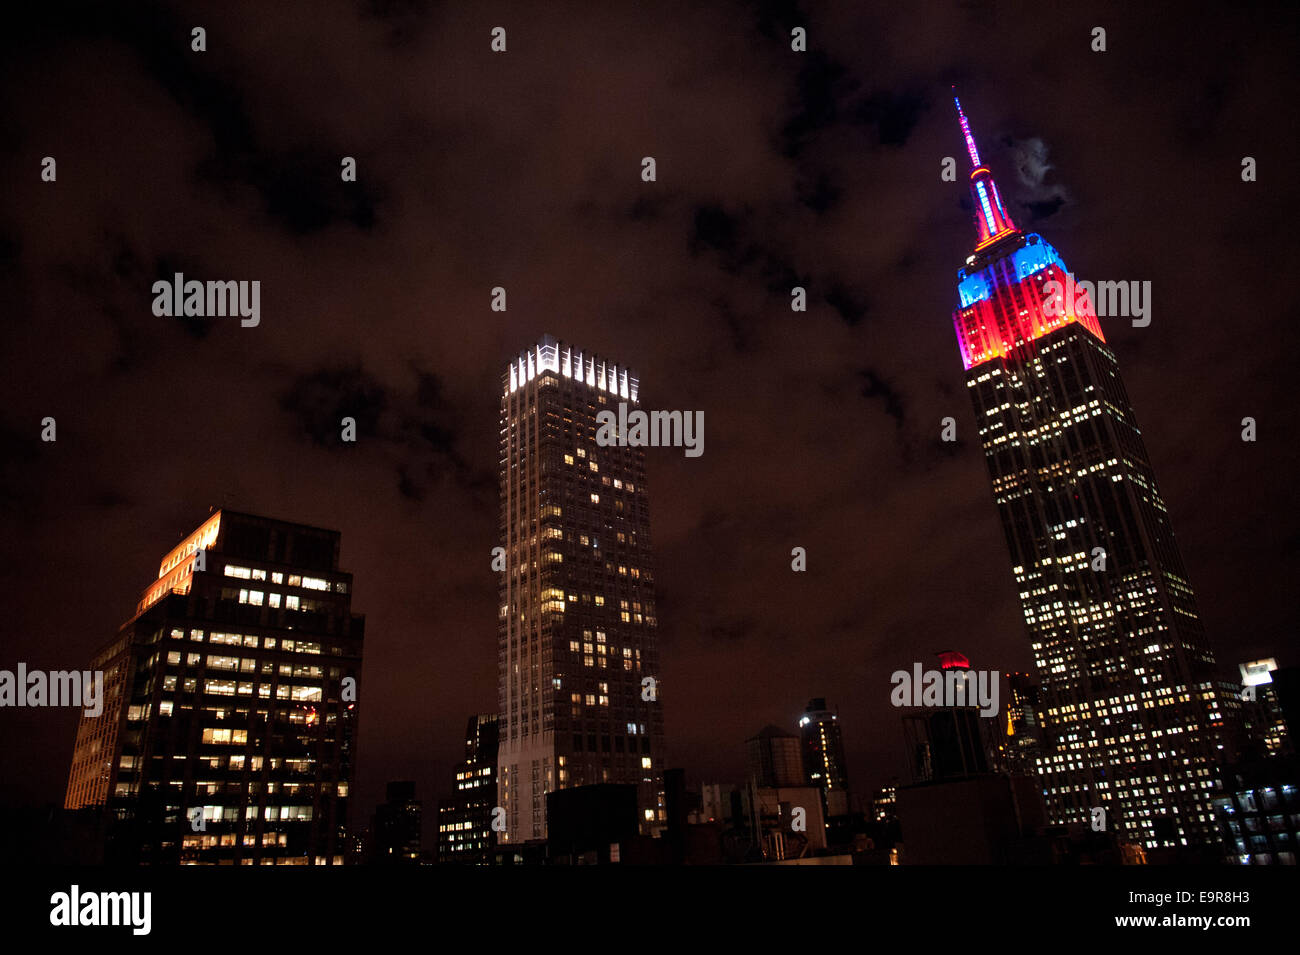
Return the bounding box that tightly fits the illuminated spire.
[954,93,981,168]
[953,89,1018,251]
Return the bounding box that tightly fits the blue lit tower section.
[948,96,1228,849]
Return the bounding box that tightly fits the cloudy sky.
[2,0,1298,835]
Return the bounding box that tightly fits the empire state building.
[948,96,1228,848]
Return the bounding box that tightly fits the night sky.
[2,1,1298,836]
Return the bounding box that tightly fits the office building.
[64,509,364,864]
[437,714,499,864]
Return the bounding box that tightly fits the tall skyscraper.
[64,509,364,864]
[437,713,499,864]
[496,336,664,843]
[799,698,851,816]
[948,96,1228,848]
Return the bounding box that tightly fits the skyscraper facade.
[799,698,851,816]
[496,336,664,843]
[64,509,364,864]
[949,97,1228,848]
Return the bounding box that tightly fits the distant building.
[63,509,363,865]
[872,785,898,824]
[894,660,1051,864]
[902,707,990,782]
[746,725,804,788]
[994,672,1043,773]
[897,773,1046,864]
[1272,666,1300,735]
[372,781,421,864]
[739,783,827,861]
[799,698,851,817]
[1238,660,1292,757]
[2,806,112,865]
[437,714,499,865]
[698,782,739,826]
[1212,755,1300,865]
[546,783,643,865]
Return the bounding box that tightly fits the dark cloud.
[825,279,870,326]
[358,0,440,47]
[280,366,389,448]
[780,52,855,158]
[854,89,927,147]
[707,614,756,644]
[1024,196,1065,221]
[795,169,841,213]
[855,367,906,427]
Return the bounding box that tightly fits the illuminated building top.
[950,96,1104,370]
[948,94,1227,849]
[506,333,638,402]
[138,511,222,613]
[1240,658,1278,687]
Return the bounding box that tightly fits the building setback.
[948,96,1228,848]
[497,336,664,843]
[64,509,364,864]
